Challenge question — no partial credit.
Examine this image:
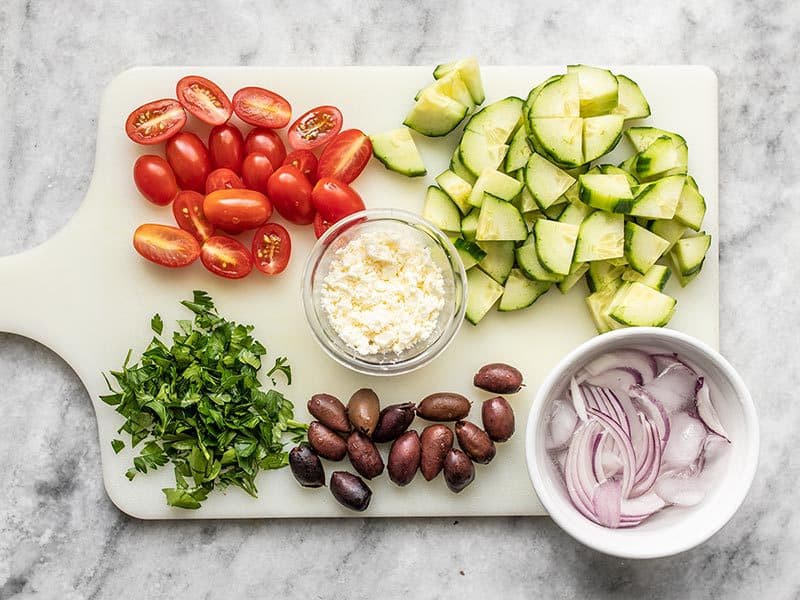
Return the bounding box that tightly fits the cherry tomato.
[266,165,315,225]
[205,168,244,194]
[201,235,253,279]
[208,123,245,173]
[125,99,186,145]
[244,128,286,169]
[283,150,318,184]
[313,212,334,239]
[287,105,343,150]
[176,75,232,126]
[316,129,372,183]
[133,155,178,206]
[133,223,200,267]
[172,190,215,242]
[232,87,292,129]
[252,223,291,275]
[311,178,365,223]
[165,132,212,193]
[203,188,272,234]
[241,152,274,194]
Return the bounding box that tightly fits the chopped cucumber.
[585,278,624,333]
[557,262,590,294]
[435,170,472,214]
[515,234,564,282]
[558,199,593,226]
[609,282,676,327]
[529,74,581,117]
[504,126,533,173]
[453,237,486,270]
[622,264,671,292]
[674,175,706,231]
[567,65,619,117]
[468,170,523,208]
[565,163,592,178]
[420,70,474,110]
[460,130,508,177]
[465,97,524,144]
[525,153,576,210]
[534,220,579,276]
[625,127,687,153]
[635,136,688,181]
[578,173,634,213]
[544,203,566,220]
[618,154,639,177]
[599,164,638,188]
[586,260,626,293]
[461,209,479,241]
[515,185,538,214]
[404,89,469,137]
[476,194,527,241]
[498,269,551,311]
[575,211,624,262]
[524,75,560,119]
[523,210,542,232]
[611,75,651,120]
[560,181,581,204]
[671,233,712,277]
[465,267,504,325]
[583,114,624,164]
[422,186,461,232]
[529,117,584,166]
[629,175,685,219]
[434,58,485,105]
[450,147,477,185]
[623,221,670,274]
[477,241,515,284]
[647,218,687,252]
[370,128,427,177]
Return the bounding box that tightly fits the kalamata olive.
[308,393,350,433]
[416,393,471,422]
[455,420,496,464]
[473,363,524,394]
[308,421,347,461]
[443,448,475,493]
[372,402,416,443]
[330,471,372,512]
[347,388,380,437]
[288,444,325,488]
[419,424,454,481]
[387,430,421,486]
[346,431,384,479]
[481,396,515,442]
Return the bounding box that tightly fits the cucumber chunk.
[524,75,560,119]
[468,170,524,208]
[422,186,461,232]
[454,237,487,261]
[578,173,634,213]
[671,233,712,277]
[611,75,651,120]
[465,97,524,144]
[585,278,624,333]
[629,175,685,219]
[599,164,639,188]
[635,136,689,181]
[583,114,624,163]
[515,185,539,214]
[567,65,619,117]
[450,147,477,185]
[647,218,687,252]
[434,58,485,105]
[529,117,584,166]
[557,262,590,294]
[460,130,508,177]
[370,128,427,177]
[625,127,687,153]
[504,126,533,173]
[461,209,479,241]
[477,241,515,284]
[623,221,670,274]
[498,269,551,311]
[622,264,671,292]
[476,194,528,241]
[465,267,504,325]
[558,199,593,226]
[534,220,579,276]
[618,154,639,177]
[515,234,564,282]
[586,260,627,293]
[543,203,566,220]
[525,153,576,210]
[609,282,676,327]
[673,175,707,231]
[575,211,624,262]
[404,89,469,137]
[529,74,581,117]
[421,70,474,110]
[435,170,472,215]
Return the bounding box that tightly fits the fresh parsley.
[101,291,307,509]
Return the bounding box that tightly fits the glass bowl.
[302,209,467,376]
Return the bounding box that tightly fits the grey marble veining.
[1,0,799,598]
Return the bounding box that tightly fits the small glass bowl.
[302,209,467,376]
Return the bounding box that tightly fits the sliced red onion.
[652,352,696,374]
[654,474,709,507]
[546,400,579,450]
[629,384,671,448]
[583,385,631,437]
[570,377,588,422]
[592,479,622,528]
[587,408,636,497]
[695,378,730,441]
[643,363,699,414]
[580,349,658,384]
[620,491,667,520]
[564,421,602,520]
[585,367,643,389]
[661,412,707,472]
[630,414,662,498]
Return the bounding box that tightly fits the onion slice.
[629,384,671,448]
[580,349,658,384]
[570,377,588,422]
[593,479,622,528]
[695,378,730,441]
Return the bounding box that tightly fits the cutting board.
[0,66,718,518]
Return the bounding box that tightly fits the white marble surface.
[0,0,798,598]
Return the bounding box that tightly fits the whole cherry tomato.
[205,168,244,194]
[266,165,315,225]
[176,76,232,126]
[201,235,253,279]
[203,188,272,234]
[241,152,274,194]
[316,129,372,183]
[252,223,291,275]
[283,150,318,184]
[232,87,292,128]
[165,132,212,193]
[311,178,365,223]
[133,155,178,206]
[125,99,186,145]
[133,224,200,267]
[287,105,342,150]
[244,128,286,169]
[313,212,334,239]
[208,123,245,173]
[172,190,215,242]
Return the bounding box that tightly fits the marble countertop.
[1,0,798,597]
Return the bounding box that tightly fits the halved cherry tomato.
[201,235,253,279]
[133,155,178,206]
[241,153,274,194]
[176,75,232,126]
[283,150,318,184]
[244,128,286,168]
[133,223,200,267]
[203,188,272,234]
[125,99,186,145]
[313,212,334,239]
[252,223,291,275]
[232,87,292,129]
[316,129,372,184]
[172,190,215,242]
[205,168,244,194]
[266,165,315,225]
[208,123,245,173]
[311,177,365,223]
[287,105,343,150]
[165,132,212,193]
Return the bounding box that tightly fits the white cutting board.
[0,66,718,518]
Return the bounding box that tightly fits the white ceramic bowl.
[526,327,759,559]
